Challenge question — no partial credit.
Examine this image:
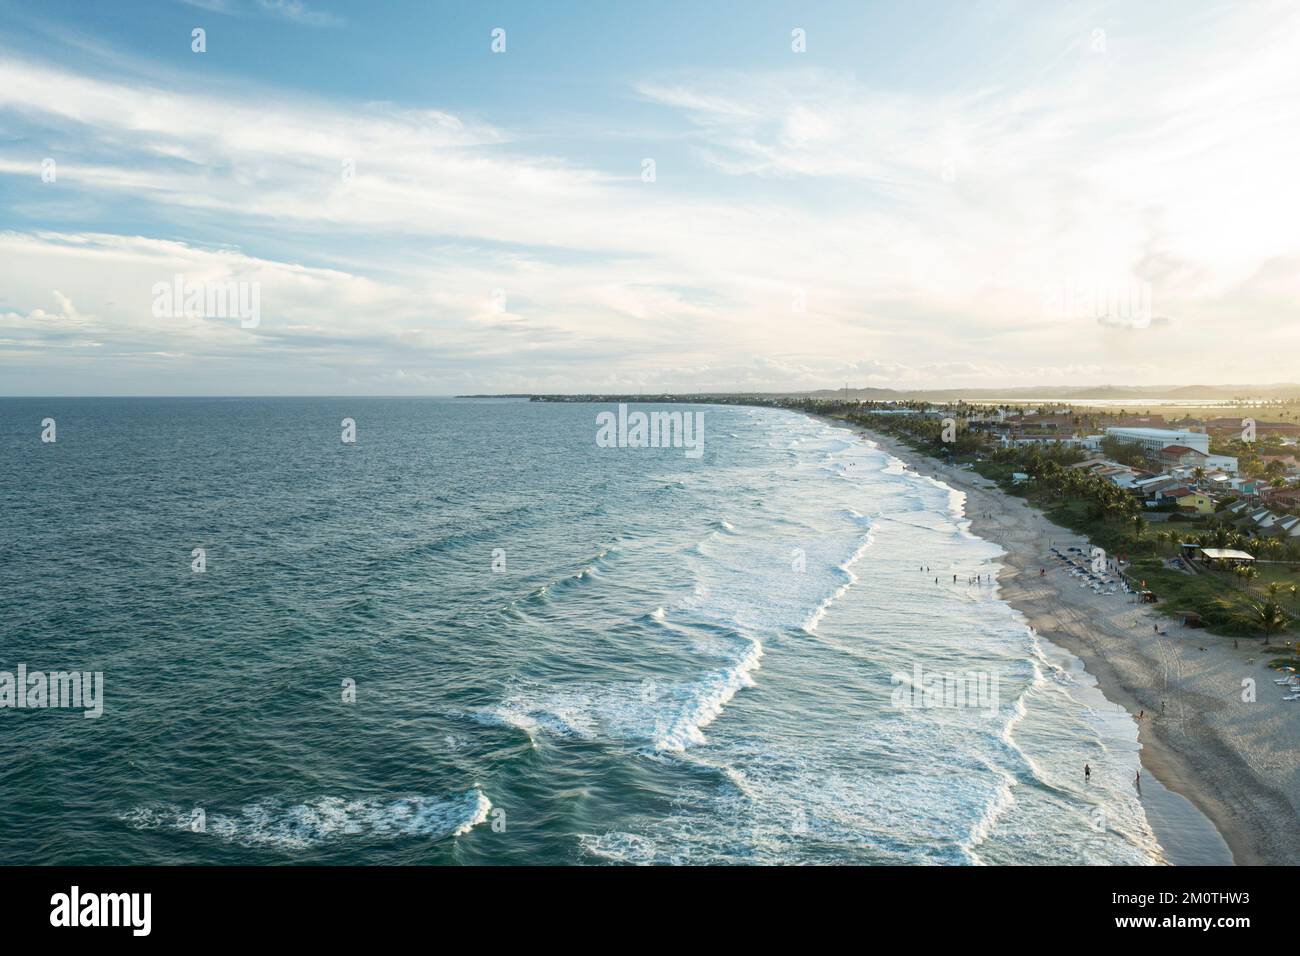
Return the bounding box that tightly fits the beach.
[841,417,1300,866]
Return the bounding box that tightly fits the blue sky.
[2,0,1299,394]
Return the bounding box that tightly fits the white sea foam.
[803,532,874,633]
[474,628,763,754]
[652,635,763,752]
[121,788,492,849]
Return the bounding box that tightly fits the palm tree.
[1132,514,1148,540]
[1253,600,1289,645]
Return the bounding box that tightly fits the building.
[1272,515,1300,538]
[1157,444,1208,468]
[1197,548,1256,567]
[1104,427,1209,454]
[1175,491,1215,515]
[1113,415,1168,428]
[1068,456,1112,471]
[1206,417,1300,438]
[1097,465,1143,489]
[1261,454,1300,474]
[1134,474,1181,497]
[1230,477,1266,496]
[1263,486,1300,509]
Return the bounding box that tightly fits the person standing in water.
[1084,764,1091,780]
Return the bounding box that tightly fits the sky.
[1,0,1298,395]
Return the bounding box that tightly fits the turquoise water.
[0,398,1163,864]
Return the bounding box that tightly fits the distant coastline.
[523,384,1300,404]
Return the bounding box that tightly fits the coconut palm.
[1253,600,1289,645]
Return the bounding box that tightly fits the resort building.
[1105,427,1210,454]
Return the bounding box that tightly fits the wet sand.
[836,418,1300,866]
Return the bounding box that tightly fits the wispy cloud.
[178,0,343,27]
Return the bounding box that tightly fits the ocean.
[1,397,1167,864]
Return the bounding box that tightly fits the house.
[1246,508,1281,532]
[1263,486,1300,509]
[1133,474,1181,496]
[1225,500,1254,519]
[1272,515,1300,538]
[1261,454,1300,475]
[1174,491,1215,515]
[1204,473,1234,494]
[1158,444,1209,469]
[1097,466,1143,489]
[1068,456,1113,471]
[1229,477,1265,496]
[1204,453,1239,474]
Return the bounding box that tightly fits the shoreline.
[819,414,1299,866]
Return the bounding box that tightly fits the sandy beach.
[838,418,1300,866]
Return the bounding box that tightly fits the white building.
[1104,427,1210,455]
